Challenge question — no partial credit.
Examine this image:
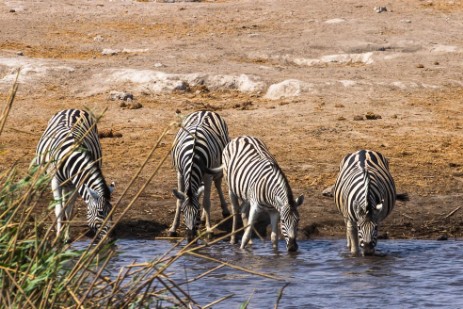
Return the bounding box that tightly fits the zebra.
[169,110,230,242]
[214,135,303,252]
[333,149,408,256]
[35,109,114,242]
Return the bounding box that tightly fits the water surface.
[75,239,463,308]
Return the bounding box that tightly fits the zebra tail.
[205,165,224,175]
[396,192,409,202]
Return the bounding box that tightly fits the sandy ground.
[1,0,463,242]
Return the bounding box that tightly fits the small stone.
[9,9,15,13]
[102,48,120,56]
[128,102,143,109]
[337,116,346,121]
[353,115,364,121]
[93,35,104,42]
[433,61,440,65]
[416,64,425,68]
[374,6,387,13]
[110,91,134,101]
[16,51,24,56]
[437,234,448,241]
[154,62,165,68]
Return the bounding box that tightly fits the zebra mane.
[362,166,377,215]
[183,116,205,197]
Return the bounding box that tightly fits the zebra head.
[353,199,383,256]
[86,182,115,242]
[173,186,204,242]
[277,194,304,252]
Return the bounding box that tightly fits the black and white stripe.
[35,109,114,242]
[221,136,303,252]
[170,111,230,241]
[333,150,408,255]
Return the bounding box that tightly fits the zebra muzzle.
[360,241,375,256]
[287,238,298,252]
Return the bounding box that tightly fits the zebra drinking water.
[35,109,114,242]
[170,111,230,241]
[217,135,304,252]
[333,149,408,255]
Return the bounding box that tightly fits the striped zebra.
[333,150,408,255]
[217,136,303,252]
[35,109,114,242]
[170,111,230,241]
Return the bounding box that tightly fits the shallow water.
[75,239,463,308]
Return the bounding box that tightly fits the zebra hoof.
[222,210,231,218]
[168,231,178,237]
[205,231,214,240]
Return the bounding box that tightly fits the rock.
[322,185,334,197]
[353,115,364,121]
[365,112,382,120]
[264,79,313,100]
[374,6,387,13]
[102,48,120,56]
[98,129,122,139]
[109,91,134,101]
[416,64,425,68]
[16,51,24,56]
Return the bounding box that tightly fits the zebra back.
[36,109,103,169]
[223,136,296,209]
[334,149,396,223]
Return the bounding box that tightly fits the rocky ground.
[1,0,462,242]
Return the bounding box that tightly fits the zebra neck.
[75,169,109,201]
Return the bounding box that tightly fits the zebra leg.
[51,177,64,238]
[202,175,214,238]
[213,174,230,218]
[169,172,184,237]
[240,202,258,249]
[62,186,77,243]
[269,212,280,250]
[240,201,253,245]
[346,220,359,255]
[229,192,240,244]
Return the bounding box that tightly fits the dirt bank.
[1,0,462,241]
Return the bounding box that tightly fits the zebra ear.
[197,185,205,197]
[173,189,187,201]
[109,182,115,194]
[87,186,100,200]
[295,194,304,207]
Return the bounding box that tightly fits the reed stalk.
[1,76,285,308]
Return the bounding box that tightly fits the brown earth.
[1,0,462,242]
